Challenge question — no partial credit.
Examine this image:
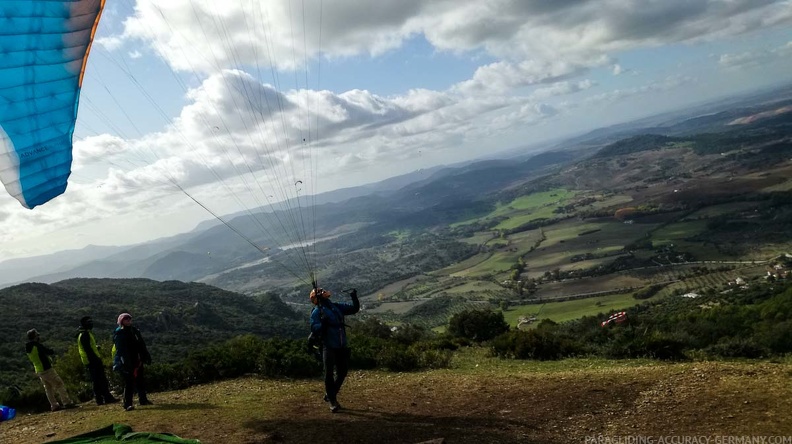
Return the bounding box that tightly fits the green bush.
[349,336,389,369]
[258,338,322,378]
[704,338,767,359]
[349,317,393,340]
[145,363,190,392]
[490,329,581,361]
[413,348,453,369]
[377,345,419,372]
[605,331,687,361]
[392,323,427,345]
[448,309,509,342]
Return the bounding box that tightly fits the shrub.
[605,331,687,361]
[377,345,419,372]
[258,338,322,378]
[145,363,189,392]
[392,323,427,345]
[490,329,581,361]
[448,309,509,342]
[349,336,389,369]
[414,348,453,369]
[349,317,393,340]
[704,338,767,359]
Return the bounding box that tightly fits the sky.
[1,0,792,262]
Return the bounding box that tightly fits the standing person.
[25,329,76,412]
[112,313,152,411]
[309,287,360,413]
[77,316,118,405]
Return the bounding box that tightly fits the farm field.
[523,219,657,273]
[680,202,759,220]
[452,189,576,229]
[502,291,661,327]
[531,274,646,299]
[366,300,425,315]
[361,274,428,302]
[460,231,496,245]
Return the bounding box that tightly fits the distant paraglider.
[0,0,105,209]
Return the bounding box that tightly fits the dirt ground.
[2,360,791,444]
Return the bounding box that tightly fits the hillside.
[0,279,304,389]
[2,350,791,443]
[3,87,792,336]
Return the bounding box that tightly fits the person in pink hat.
[112,313,152,411]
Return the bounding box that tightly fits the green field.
[453,189,576,229]
[680,202,759,220]
[367,300,426,315]
[502,292,659,327]
[443,279,505,294]
[650,220,708,243]
[585,194,634,210]
[522,219,657,273]
[448,229,544,277]
[532,274,646,299]
[649,220,724,259]
[460,231,496,245]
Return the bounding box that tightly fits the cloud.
[5,1,790,258]
[530,80,596,100]
[583,75,696,105]
[108,0,791,76]
[719,41,792,70]
[74,134,130,164]
[452,59,596,96]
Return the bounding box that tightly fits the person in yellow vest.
[25,329,76,412]
[77,316,119,405]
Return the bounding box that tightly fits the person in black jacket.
[77,316,118,405]
[112,313,152,411]
[309,287,360,412]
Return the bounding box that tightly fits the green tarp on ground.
[47,424,200,443]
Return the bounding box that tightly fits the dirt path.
[2,361,791,444]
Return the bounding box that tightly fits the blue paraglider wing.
[0,0,105,209]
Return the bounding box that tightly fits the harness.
[307,300,348,359]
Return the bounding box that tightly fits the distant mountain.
[6,84,792,291]
[0,245,132,287]
[0,166,445,289]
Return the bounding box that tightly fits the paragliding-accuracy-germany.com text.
[584,436,792,444]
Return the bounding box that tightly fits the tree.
[448,309,509,341]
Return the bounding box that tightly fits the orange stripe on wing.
[78,0,106,88]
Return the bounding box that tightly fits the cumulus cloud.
[107,0,790,76]
[5,0,790,257]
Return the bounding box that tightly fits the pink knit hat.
[117,313,132,325]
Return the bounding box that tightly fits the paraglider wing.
[0,0,105,209]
